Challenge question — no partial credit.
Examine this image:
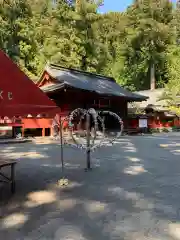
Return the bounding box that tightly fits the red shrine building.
[128,88,180,131]
[36,64,147,133]
[0,59,148,138]
[0,51,58,138]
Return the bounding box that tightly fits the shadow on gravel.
[0,135,180,239]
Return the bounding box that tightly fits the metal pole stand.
[85,149,92,171]
[58,116,69,186]
[85,112,92,171]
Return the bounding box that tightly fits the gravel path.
[0,134,180,239]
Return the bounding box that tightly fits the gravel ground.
[0,133,180,239]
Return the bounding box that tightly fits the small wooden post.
[21,127,24,138]
[42,128,45,137]
[86,113,91,170]
[11,163,15,194]
[59,116,64,173]
[50,127,53,137]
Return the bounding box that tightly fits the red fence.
[127,117,176,129]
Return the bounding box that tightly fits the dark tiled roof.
[133,89,167,109]
[41,64,148,102]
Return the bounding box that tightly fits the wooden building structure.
[0,61,148,137]
[0,51,58,138]
[128,88,179,130]
[36,64,147,133]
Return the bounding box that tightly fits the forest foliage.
[0,0,180,92]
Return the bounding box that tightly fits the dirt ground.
[0,133,180,239]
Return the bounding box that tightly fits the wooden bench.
[0,159,17,194]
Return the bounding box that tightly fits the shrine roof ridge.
[40,63,148,102]
[47,63,116,82]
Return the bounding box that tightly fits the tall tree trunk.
[150,61,155,90]
[81,55,87,71]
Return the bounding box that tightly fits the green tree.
[97,12,128,83]
[0,0,38,79]
[159,46,180,111]
[1,0,179,88]
[123,0,174,90]
[26,0,57,75]
[44,0,105,72]
[74,0,105,72]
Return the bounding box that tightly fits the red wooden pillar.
[22,127,24,138]
[42,128,45,137]
[50,127,53,137]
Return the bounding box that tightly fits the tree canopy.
[0,0,179,92]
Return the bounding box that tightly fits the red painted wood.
[22,118,53,129]
[0,50,59,117]
[42,128,45,137]
[37,72,59,88]
[127,114,176,129]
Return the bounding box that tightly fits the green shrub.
[150,128,160,133]
[172,126,180,132]
[162,128,169,132]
